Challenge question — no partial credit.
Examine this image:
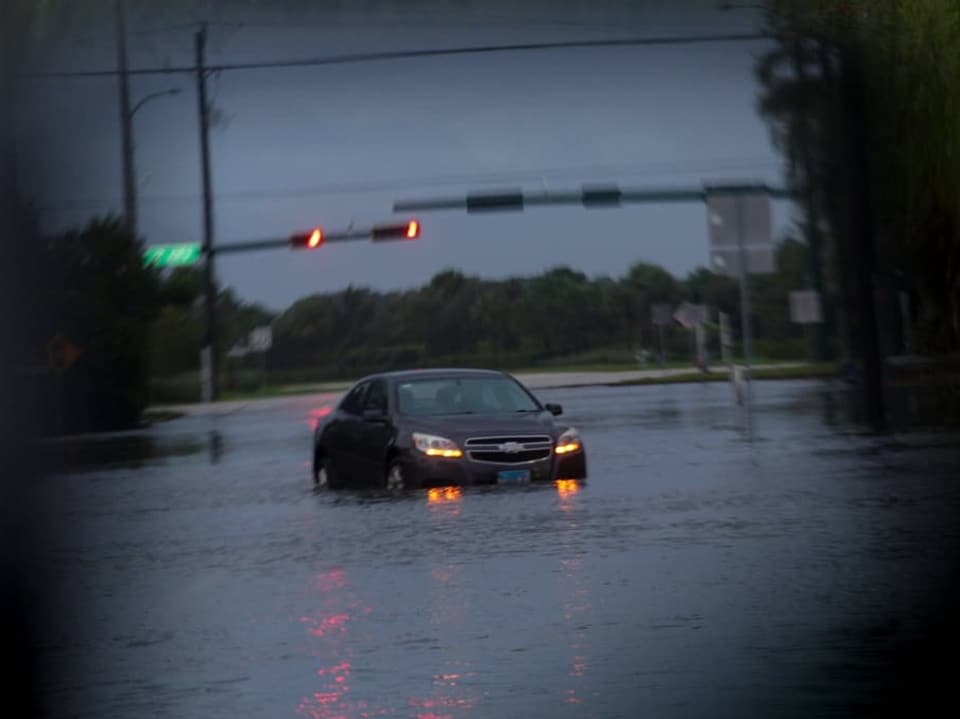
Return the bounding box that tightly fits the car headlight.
[413,432,463,458]
[555,427,582,455]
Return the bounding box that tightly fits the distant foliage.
[25,217,161,433]
[248,243,808,381]
[149,267,274,377]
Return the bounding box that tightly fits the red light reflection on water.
[301,612,349,638]
[409,692,477,719]
[315,568,345,592]
[295,567,360,719]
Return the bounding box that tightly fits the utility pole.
[115,0,137,237]
[195,23,219,401]
[843,44,885,430]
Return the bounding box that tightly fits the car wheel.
[385,460,408,491]
[314,454,336,489]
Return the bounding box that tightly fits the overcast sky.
[17,1,790,311]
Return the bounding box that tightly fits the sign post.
[200,346,212,403]
[706,187,774,438]
[651,303,673,369]
[673,302,709,371]
[790,290,824,360]
[719,312,733,366]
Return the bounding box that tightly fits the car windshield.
[396,376,540,416]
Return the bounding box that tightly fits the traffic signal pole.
[195,24,220,402]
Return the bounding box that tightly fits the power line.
[25,31,771,79]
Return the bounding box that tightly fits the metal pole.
[115,0,137,237]
[658,324,665,369]
[843,46,885,430]
[736,194,753,438]
[195,24,219,402]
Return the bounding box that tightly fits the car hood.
[402,412,562,441]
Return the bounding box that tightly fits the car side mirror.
[545,403,563,416]
[363,408,388,422]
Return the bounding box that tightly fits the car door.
[325,381,368,482]
[354,378,394,485]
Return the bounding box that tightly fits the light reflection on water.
[296,568,358,719]
[427,486,463,505]
[414,485,480,718]
[294,482,593,718]
[554,479,593,711]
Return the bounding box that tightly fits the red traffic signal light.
[290,228,323,249]
[371,220,420,241]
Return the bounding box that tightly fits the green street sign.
[143,243,202,268]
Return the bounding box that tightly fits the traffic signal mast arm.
[393,183,793,213]
[212,220,420,255]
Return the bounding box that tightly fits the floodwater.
[18,380,960,718]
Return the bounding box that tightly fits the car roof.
[360,368,508,384]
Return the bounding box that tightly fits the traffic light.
[371,219,420,241]
[290,228,323,249]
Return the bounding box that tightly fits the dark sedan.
[312,368,586,490]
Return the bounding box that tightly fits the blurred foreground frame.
[2,2,48,716]
[2,1,960,717]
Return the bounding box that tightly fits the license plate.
[497,469,531,484]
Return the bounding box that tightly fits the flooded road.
[23,380,960,718]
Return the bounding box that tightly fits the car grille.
[464,435,553,465]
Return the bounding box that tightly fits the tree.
[756,0,960,355]
[37,217,161,431]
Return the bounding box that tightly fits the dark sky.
[18,1,789,311]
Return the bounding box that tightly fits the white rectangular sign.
[249,326,273,352]
[706,192,772,249]
[706,190,775,277]
[789,290,823,324]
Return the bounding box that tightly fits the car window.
[340,381,369,415]
[364,379,387,413]
[395,376,540,416]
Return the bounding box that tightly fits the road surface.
[151,363,803,418]
[22,379,960,718]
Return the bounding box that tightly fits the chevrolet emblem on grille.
[500,442,524,454]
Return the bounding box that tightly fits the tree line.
[147,235,819,402]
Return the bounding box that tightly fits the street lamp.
[130,88,181,119]
[121,87,181,238]
[115,0,181,240]
[129,87,181,195]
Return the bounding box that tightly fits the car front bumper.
[403,447,587,487]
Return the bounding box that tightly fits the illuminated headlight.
[555,427,582,455]
[413,432,463,458]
